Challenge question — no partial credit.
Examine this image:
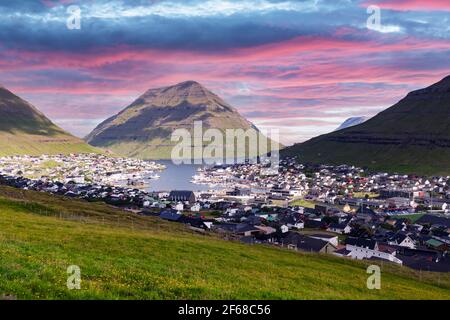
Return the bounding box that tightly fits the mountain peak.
[137,80,225,109]
[334,116,369,131]
[174,80,203,88]
[408,75,450,97]
[434,74,450,87]
[85,81,257,159]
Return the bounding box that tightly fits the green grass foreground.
[0,186,449,300]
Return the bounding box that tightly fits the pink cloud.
[2,29,450,142]
[363,0,450,11]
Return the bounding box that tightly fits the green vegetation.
[39,160,60,169]
[289,199,317,208]
[0,133,101,157]
[0,186,449,299]
[0,86,102,157]
[352,192,379,199]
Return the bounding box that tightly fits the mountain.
[0,86,98,156]
[334,116,369,131]
[282,75,450,175]
[86,81,274,159]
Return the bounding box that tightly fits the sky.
[0,0,449,145]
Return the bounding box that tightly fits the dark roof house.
[169,190,196,203]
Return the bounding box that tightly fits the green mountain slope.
[282,75,450,175]
[0,186,449,299]
[0,86,99,156]
[85,81,275,160]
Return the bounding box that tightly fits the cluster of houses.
[0,154,164,187]
[194,158,450,214]
[1,155,449,272]
[152,191,450,272]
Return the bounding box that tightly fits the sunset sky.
[1,0,449,145]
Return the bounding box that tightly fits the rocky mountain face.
[334,116,369,131]
[282,75,450,175]
[0,86,97,156]
[86,81,269,159]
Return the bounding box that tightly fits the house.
[235,224,262,237]
[387,233,416,249]
[425,239,448,252]
[416,214,450,228]
[333,247,352,257]
[327,222,352,234]
[356,205,377,221]
[346,238,378,251]
[305,219,327,229]
[280,232,337,254]
[280,215,304,229]
[179,216,213,229]
[395,247,449,271]
[190,203,201,212]
[309,234,339,247]
[254,225,276,235]
[346,238,402,265]
[159,209,182,222]
[169,190,196,203]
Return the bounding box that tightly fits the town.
[0,154,449,272]
[0,154,165,187]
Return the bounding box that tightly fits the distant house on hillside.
[159,209,182,222]
[327,222,352,234]
[169,190,196,203]
[280,232,337,254]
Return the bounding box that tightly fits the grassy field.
[0,131,101,157]
[0,186,449,300]
[352,192,380,199]
[289,199,317,208]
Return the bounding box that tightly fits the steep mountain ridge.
[0,86,98,156]
[282,75,450,175]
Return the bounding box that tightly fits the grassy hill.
[0,187,449,299]
[282,75,450,175]
[0,86,100,156]
[0,131,99,156]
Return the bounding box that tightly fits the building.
[345,238,403,265]
[280,232,337,254]
[169,190,196,203]
[309,234,339,247]
[327,222,352,234]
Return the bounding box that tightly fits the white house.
[327,222,352,234]
[388,234,416,249]
[346,239,402,265]
[310,234,339,247]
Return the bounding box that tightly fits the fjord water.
[146,160,213,192]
